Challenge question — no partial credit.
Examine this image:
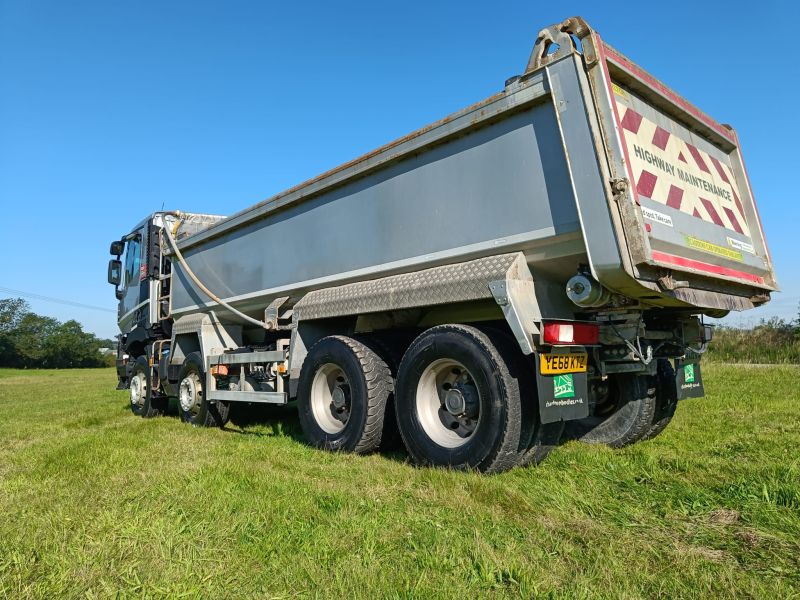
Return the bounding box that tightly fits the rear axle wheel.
[298,336,393,454]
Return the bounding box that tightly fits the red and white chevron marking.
[616,100,750,238]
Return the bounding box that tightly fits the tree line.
[0,298,115,369]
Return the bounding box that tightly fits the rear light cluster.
[542,321,599,345]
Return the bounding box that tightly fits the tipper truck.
[107,17,777,473]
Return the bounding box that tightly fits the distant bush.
[0,298,112,369]
[707,317,800,364]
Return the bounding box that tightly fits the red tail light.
[542,321,599,345]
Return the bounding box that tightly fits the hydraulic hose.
[161,212,269,330]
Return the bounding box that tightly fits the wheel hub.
[179,375,200,413]
[130,373,145,407]
[331,385,348,409]
[330,384,351,423]
[444,388,465,415]
[310,363,351,434]
[416,359,482,448]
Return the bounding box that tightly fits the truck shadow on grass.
[226,401,304,440]
[122,399,307,443]
[143,399,410,463]
[227,401,411,463]
[124,400,570,467]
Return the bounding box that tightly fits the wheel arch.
[287,252,546,396]
[168,312,243,373]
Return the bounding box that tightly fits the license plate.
[540,352,588,375]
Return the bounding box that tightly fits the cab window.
[123,235,142,288]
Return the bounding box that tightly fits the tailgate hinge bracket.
[610,177,629,203]
[525,16,593,73]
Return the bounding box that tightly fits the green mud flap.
[676,359,705,399]
[534,354,590,424]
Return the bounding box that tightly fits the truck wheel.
[142,386,167,419]
[394,324,522,474]
[297,336,393,454]
[520,420,564,466]
[642,359,678,440]
[178,352,230,427]
[129,356,149,417]
[567,373,656,448]
[476,324,563,467]
[355,334,405,451]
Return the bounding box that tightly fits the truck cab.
[107,212,225,388]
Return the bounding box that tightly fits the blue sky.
[1,0,797,339]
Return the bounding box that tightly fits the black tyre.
[178,352,230,427]
[142,386,167,418]
[566,372,657,448]
[297,336,393,453]
[355,333,408,451]
[642,359,678,440]
[476,324,563,467]
[129,355,149,417]
[394,324,523,474]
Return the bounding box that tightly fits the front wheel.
[394,325,523,474]
[178,352,230,427]
[129,356,149,417]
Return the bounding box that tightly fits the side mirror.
[108,259,122,286]
[110,240,124,256]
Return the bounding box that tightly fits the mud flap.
[675,358,704,399]
[534,354,590,424]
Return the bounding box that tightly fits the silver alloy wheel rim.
[130,372,146,409]
[179,372,202,415]
[310,363,350,434]
[416,358,481,448]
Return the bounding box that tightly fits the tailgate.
[596,42,776,292]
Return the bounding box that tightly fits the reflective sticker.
[683,235,744,262]
[553,374,575,399]
[612,83,629,99]
[614,90,751,238]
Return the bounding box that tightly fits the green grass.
[706,326,800,364]
[0,365,798,599]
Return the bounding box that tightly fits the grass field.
[0,365,798,599]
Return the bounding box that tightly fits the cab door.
[118,229,145,333]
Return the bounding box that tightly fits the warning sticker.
[683,235,744,262]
